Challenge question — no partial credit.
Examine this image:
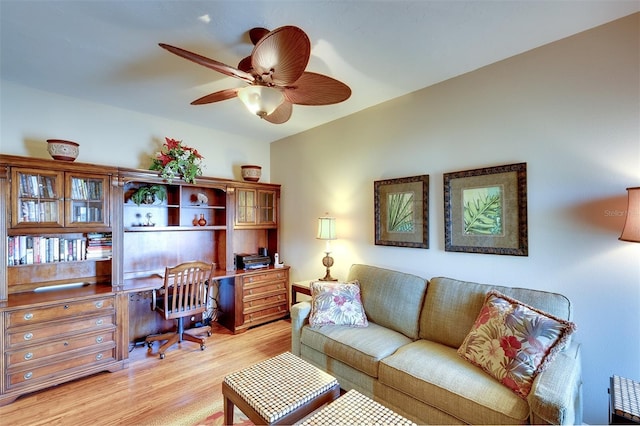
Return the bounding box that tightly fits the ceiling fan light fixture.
[238,85,284,118]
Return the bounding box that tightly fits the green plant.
[149,137,203,184]
[463,189,502,235]
[130,185,167,206]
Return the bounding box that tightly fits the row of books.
[18,173,57,199]
[7,233,112,265]
[20,200,59,223]
[71,178,103,201]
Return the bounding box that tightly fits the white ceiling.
[1,1,638,144]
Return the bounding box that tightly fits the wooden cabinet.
[235,187,277,228]
[0,155,126,407]
[0,155,287,404]
[218,267,289,334]
[10,168,110,229]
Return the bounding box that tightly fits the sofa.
[290,264,582,425]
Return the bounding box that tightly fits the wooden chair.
[145,261,215,359]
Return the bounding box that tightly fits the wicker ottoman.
[222,352,340,425]
[297,389,416,426]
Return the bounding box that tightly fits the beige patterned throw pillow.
[458,290,576,398]
[309,280,368,327]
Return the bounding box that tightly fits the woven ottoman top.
[298,389,416,426]
[223,352,339,423]
[611,375,640,423]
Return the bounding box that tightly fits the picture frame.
[374,175,429,249]
[443,163,528,256]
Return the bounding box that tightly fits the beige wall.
[272,13,639,424]
[0,82,271,181]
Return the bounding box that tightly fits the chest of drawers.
[1,293,125,405]
[218,267,289,333]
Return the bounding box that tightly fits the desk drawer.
[7,297,115,327]
[7,314,115,348]
[243,280,287,299]
[6,346,116,390]
[6,329,116,367]
[243,304,288,325]
[242,270,287,285]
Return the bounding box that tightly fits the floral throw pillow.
[457,290,576,398]
[309,281,368,327]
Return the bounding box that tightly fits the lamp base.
[319,252,338,282]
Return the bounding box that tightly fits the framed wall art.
[443,162,528,256]
[374,175,429,249]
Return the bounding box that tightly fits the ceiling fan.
[159,25,351,124]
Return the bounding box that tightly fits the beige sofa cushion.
[420,277,572,348]
[347,264,428,339]
[300,321,412,378]
[379,339,530,424]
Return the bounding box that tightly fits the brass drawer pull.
[96,336,104,344]
[96,319,103,326]
[24,332,33,341]
[95,353,103,361]
[24,352,33,361]
[23,313,34,321]
[64,305,69,309]
[95,301,103,309]
[24,372,33,380]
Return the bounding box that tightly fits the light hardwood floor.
[0,319,292,425]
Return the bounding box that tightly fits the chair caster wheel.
[159,353,165,359]
[146,342,152,349]
[200,344,206,350]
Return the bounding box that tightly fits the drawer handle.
[24,332,33,341]
[95,353,103,361]
[96,336,104,344]
[96,319,103,326]
[64,305,69,309]
[95,301,104,309]
[23,313,33,321]
[64,341,69,346]
[24,372,33,380]
[24,352,33,361]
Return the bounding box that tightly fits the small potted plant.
[130,184,167,206]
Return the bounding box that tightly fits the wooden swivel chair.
[145,261,215,359]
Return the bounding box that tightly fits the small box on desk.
[610,375,640,424]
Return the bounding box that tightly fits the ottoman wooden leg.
[223,395,234,426]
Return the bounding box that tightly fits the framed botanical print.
[374,175,429,249]
[444,163,528,256]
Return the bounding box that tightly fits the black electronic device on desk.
[235,253,271,270]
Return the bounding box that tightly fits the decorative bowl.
[241,165,262,182]
[47,139,79,161]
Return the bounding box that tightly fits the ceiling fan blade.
[263,101,293,124]
[249,27,270,45]
[191,88,239,105]
[251,26,310,86]
[238,56,252,73]
[283,72,351,105]
[159,43,254,84]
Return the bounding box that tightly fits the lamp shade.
[237,85,284,118]
[619,187,640,242]
[317,216,336,240]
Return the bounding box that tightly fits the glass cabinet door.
[236,188,256,225]
[257,190,276,226]
[11,169,64,228]
[65,173,110,227]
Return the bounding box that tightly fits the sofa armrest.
[527,341,583,425]
[290,301,311,356]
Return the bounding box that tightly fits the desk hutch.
[0,154,289,406]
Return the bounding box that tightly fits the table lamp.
[317,214,338,281]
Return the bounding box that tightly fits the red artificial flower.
[500,335,522,358]
[164,137,181,150]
